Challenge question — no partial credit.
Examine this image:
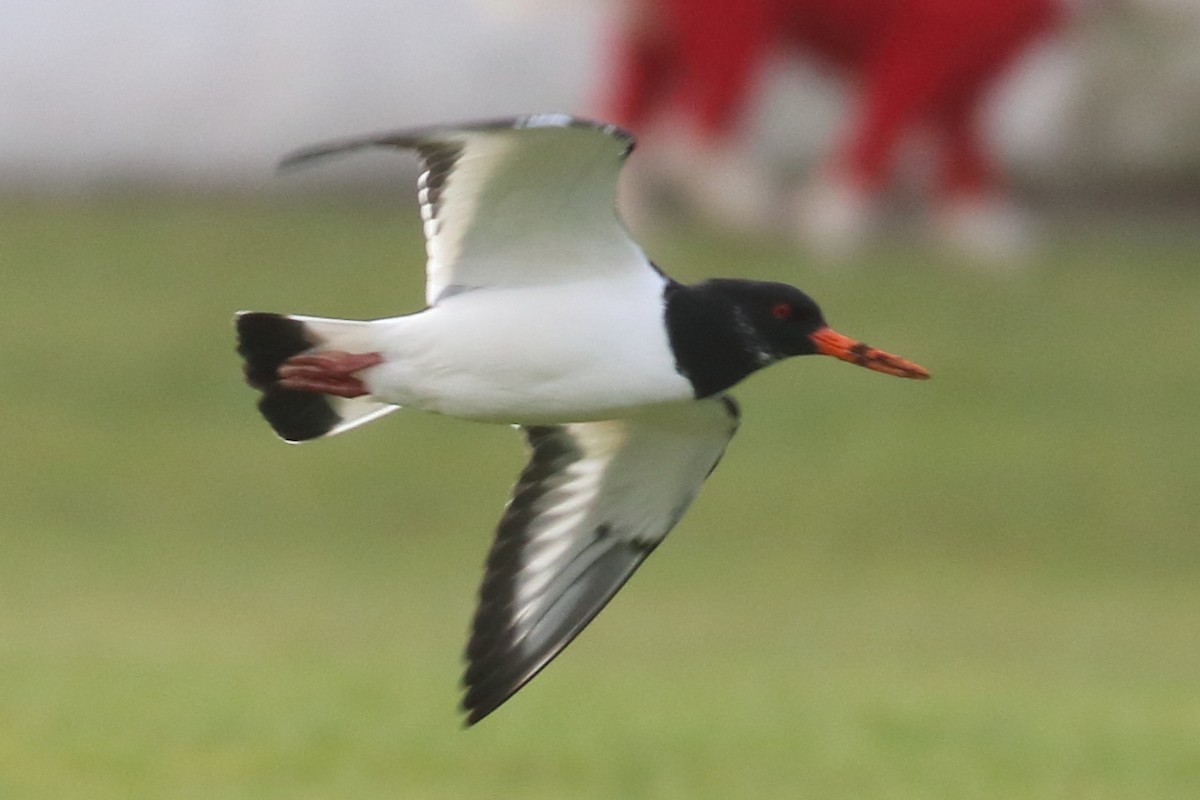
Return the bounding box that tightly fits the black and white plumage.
[235,114,929,725]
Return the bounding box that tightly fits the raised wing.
[279,114,648,306]
[461,397,741,725]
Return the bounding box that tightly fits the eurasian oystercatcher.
[235,114,929,725]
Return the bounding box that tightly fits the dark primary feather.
[461,428,649,725]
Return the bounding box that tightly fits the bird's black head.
[664,278,929,397]
[710,279,829,357]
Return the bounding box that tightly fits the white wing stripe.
[276,116,645,309]
[461,398,740,724]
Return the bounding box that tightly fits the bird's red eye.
[771,302,792,320]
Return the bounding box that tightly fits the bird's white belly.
[361,276,694,423]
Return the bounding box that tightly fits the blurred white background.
[2,0,1199,188]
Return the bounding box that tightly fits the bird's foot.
[276,351,383,398]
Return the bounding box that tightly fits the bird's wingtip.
[275,141,354,174]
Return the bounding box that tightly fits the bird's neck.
[662,280,779,398]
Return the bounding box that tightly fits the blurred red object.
[602,0,1065,260]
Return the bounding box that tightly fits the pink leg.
[276,351,383,398]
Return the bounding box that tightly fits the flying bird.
[235,114,929,725]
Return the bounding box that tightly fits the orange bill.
[809,327,930,380]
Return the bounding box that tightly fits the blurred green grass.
[1,194,1198,798]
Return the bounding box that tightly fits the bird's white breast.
[361,269,693,423]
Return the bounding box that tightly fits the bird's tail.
[235,311,398,442]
